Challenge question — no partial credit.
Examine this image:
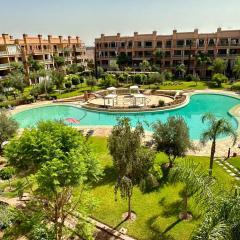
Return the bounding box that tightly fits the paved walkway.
[0,196,135,240]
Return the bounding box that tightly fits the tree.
[233,56,240,80]
[28,56,45,84]
[50,69,65,89]
[0,110,18,153]
[0,166,15,189]
[108,118,155,219]
[4,121,89,172]
[192,187,240,240]
[196,52,212,79]
[153,116,193,168]
[69,74,80,85]
[176,63,186,78]
[208,58,226,74]
[4,121,102,240]
[211,73,228,87]
[86,77,97,91]
[148,72,165,85]
[169,160,213,220]
[66,63,80,74]
[140,60,151,72]
[154,49,164,67]
[53,55,65,69]
[117,53,131,70]
[201,113,237,176]
[109,61,119,71]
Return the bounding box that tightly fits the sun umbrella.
[64,118,80,124]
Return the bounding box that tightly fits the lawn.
[228,157,240,171]
[141,81,233,91]
[79,136,236,240]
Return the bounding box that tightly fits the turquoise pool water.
[12,94,240,140]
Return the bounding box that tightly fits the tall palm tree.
[169,160,213,220]
[208,58,227,75]
[201,113,237,176]
[196,52,212,79]
[233,56,240,80]
[154,49,164,67]
[176,63,186,78]
[192,187,240,240]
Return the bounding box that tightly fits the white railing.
[0,63,10,69]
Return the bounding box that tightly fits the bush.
[185,74,194,81]
[64,81,72,89]
[158,100,165,107]
[100,74,117,87]
[69,74,80,85]
[231,82,240,91]
[212,73,228,87]
[133,74,143,84]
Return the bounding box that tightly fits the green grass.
[141,81,233,91]
[228,157,240,171]
[76,137,236,240]
[53,84,101,99]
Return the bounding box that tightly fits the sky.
[1,0,240,46]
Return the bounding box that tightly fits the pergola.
[129,85,140,94]
[107,86,117,94]
[104,93,118,106]
[132,93,146,107]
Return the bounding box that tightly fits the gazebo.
[132,93,146,107]
[129,85,140,94]
[107,86,117,94]
[104,94,118,107]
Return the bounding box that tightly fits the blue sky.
[1,0,240,46]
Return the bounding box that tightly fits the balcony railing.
[0,51,8,56]
[0,63,10,69]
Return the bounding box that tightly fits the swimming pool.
[12,94,240,140]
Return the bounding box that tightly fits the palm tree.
[169,160,213,220]
[176,63,186,78]
[192,187,240,240]
[233,56,240,80]
[201,113,237,176]
[196,52,212,79]
[208,58,227,75]
[154,49,164,67]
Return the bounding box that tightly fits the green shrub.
[231,82,240,91]
[212,73,228,87]
[158,100,165,107]
[185,74,194,81]
[69,74,80,85]
[64,81,72,89]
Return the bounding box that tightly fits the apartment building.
[0,33,87,77]
[95,28,240,77]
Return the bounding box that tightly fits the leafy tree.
[140,60,151,72]
[50,69,65,89]
[66,63,80,74]
[153,116,193,168]
[109,61,119,71]
[4,121,102,240]
[86,77,97,90]
[192,187,240,240]
[233,56,240,80]
[28,56,45,84]
[4,121,90,172]
[117,53,132,70]
[96,66,104,78]
[0,166,15,189]
[100,74,117,88]
[211,73,228,87]
[169,160,213,220]
[108,118,155,219]
[0,110,18,153]
[201,113,237,176]
[148,72,165,85]
[53,55,65,69]
[64,80,72,90]
[208,58,226,74]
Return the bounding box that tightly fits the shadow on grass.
[93,165,117,187]
[147,215,177,240]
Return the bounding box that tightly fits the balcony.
[75,47,85,52]
[0,51,8,56]
[0,63,10,69]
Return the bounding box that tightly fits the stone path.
[0,195,135,240]
[215,159,240,182]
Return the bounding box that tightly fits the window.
[145,41,153,48]
[177,40,184,47]
[156,41,162,48]
[166,40,172,48]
